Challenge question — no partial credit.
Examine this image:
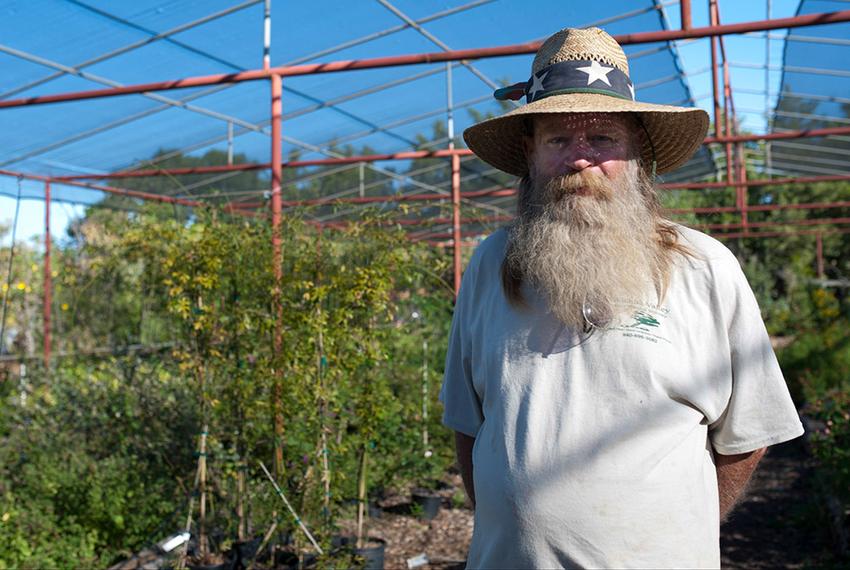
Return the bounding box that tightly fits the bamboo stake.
[355,445,368,549]
[316,229,331,521]
[246,514,278,570]
[258,461,324,555]
[198,424,209,558]
[422,339,429,451]
[177,428,207,569]
[318,324,331,518]
[237,466,246,541]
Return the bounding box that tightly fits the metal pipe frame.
[43,125,850,188]
[703,217,850,231]
[224,171,850,211]
[3,5,850,312]
[0,169,203,208]
[270,72,285,477]
[697,227,850,240]
[2,9,849,109]
[680,0,692,30]
[423,227,850,247]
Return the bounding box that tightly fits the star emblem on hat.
[576,60,614,87]
[528,70,549,101]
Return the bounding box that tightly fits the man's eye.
[547,137,568,146]
[590,135,616,145]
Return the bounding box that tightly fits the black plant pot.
[354,538,386,570]
[232,537,262,566]
[368,500,384,519]
[333,536,386,570]
[411,489,442,520]
[187,559,232,570]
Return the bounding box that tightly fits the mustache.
[542,171,615,199]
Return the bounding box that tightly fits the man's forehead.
[532,112,634,134]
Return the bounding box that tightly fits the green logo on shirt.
[609,304,671,345]
[628,311,661,328]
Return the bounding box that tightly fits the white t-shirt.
[440,225,804,569]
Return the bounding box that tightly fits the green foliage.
[0,358,196,568]
[0,196,457,565]
[803,389,850,503]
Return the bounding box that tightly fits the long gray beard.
[504,163,670,330]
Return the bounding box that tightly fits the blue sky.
[0,0,810,248]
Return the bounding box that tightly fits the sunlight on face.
[525,113,638,186]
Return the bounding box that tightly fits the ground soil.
[352,437,842,569]
[720,437,840,569]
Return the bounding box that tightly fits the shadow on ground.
[720,437,841,569]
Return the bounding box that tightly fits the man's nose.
[563,136,596,172]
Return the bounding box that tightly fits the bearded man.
[440,27,803,569]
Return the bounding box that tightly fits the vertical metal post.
[446,62,455,149]
[43,180,51,368]
[359,162,365,198]
[765,0,772,176]
[722,55,734,186]
[680,0,692,29]
[263,0,271,71]
[447,62,462,297]
[451,155,462,298]
[270,73,284,477]
[709,0,723,182]
[227,121,234,165]
[736,142,748,231]
[816,232,824,278]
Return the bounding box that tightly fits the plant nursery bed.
[336,473,473,569]
[338,506,472,570]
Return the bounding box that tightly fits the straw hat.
[463,27,709,176]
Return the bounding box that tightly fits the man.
[440,27,804,569]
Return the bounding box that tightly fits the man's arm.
[715,447,766,521]
[455,431,476,508]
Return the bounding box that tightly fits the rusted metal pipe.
[681,0,692,30]
[704,216,850,231]
[51,125,850,183]
[663,173,850,190]
[713,227,850,240]
[270,73,284,478]
[0,169,203,207]
[2,10,849,109]
[709,1,723,183]
[737,142,748,230]
[451,153,462,297]
[703,125,850,144]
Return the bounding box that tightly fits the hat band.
[493,60,635,104]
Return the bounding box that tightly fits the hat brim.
[463,93,710,176]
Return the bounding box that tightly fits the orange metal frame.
[2,3,850,365]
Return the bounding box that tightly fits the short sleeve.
[439,263,484,438]
[709,260,804,454]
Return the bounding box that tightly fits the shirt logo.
[609,304,672,345]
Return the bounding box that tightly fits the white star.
[628,82,635,100]
[528,70,549,101]
[576,60,614,87]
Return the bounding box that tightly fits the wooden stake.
[356,445,368,549]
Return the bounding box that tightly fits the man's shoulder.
[674,223,739,267]
[467,227,509,274]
